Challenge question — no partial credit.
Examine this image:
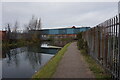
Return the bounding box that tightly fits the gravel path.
[53,42,95,78]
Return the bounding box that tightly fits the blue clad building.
[41,27,90,35]
[40,26,90,40]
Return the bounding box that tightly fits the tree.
[6,23,11,40]
[12,21,19,40]
[13,21,19,32]
[26,15,42,43]
[37,18,41,30]
[28,16,42,30]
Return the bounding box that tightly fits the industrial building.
[40,26,90,40]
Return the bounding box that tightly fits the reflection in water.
[5,47,27,67]
[2,43,59,78]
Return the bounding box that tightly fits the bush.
[83,41,88,53]
[77,32,89,54]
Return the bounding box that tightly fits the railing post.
[118,13,120,80]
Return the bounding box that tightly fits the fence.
[82,14,120,79]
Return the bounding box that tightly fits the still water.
[2,43,61,78]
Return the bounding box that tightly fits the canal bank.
[53,42,94,78]
[53,42,110,78]
[32,41,111,79]
[32,43,71,78]
[33,42,95,78]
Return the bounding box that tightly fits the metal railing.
[82,14,120,79]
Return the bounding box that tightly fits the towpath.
[53,42,95,78]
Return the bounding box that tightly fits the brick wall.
[0,31,7,40]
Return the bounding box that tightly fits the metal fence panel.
[82,14,120,79]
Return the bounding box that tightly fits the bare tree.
[23,15,42,43]
[37,18,41,30]
[6,23,11,40]
[28,15,36,30]
[13,21,19,32]
[28,16,41,30]
[12,21,19,40]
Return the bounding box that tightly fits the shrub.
[77,32,87,50]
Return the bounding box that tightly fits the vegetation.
[3,16,42,49]
[3,39,29,48]
[77,32,111,79]
[77,32,84,49]
[80,49,111,79]
[32,43,71,78]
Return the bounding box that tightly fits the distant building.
[40,26,90,40]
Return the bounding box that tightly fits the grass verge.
[32,43,71,78]
[80,49,111,79]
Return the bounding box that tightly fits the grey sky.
[2,2,118,30]
[0,2,2,30]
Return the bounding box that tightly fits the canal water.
[1,42,63,78]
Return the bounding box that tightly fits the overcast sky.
[2,2,118,30]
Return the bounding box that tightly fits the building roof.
[41,26,90,30]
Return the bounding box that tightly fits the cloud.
[1,0,120,2]
[2,2,118,30]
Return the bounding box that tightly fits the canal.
[1,41,67,78]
